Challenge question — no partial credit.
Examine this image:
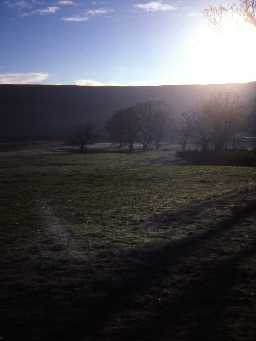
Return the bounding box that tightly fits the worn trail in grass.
[1,144,256,340]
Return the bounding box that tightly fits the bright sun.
[185,13,256,84]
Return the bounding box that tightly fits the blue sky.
[0,0,224,85]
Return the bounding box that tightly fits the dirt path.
[35,200,84,260]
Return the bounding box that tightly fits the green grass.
[2,145,256,340]
[1,148,256,255]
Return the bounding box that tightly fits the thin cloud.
[62,7,113,22]
[33,6,60,15]
[5,0,37,9]
[134,1,176,12]
[75,80,118,86]
[74,80,160,86]
[58,0,75,6]
[22,6,60,16]
[0,73,48,84]
[87,8,113,16]
[62,16,88,22]
[5,1,61,16]
[7,0,113,21]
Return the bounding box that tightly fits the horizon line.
[0,81,255,87]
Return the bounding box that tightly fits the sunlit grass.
[1,150,256,255]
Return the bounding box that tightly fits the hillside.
[0,83,255,141]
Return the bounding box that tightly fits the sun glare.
[185,13,256,84]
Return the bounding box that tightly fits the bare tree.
[136,101,171,150]
[106,101,171,152]
[204,5,229,26]
[193,109,212,152]
[106,110,127,148]
[76,122,96,152]
[151,105,172,150]
[238,0,256,24]
[136,102,155,151]
[106,106,141,152]
[179,111,196,151]
[123,106,141,152]
[205,1,256,26]
[193,94,243,152]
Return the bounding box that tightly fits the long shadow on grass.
[110,234,256,341]
[83,196,256,339]
[66,196,256,338]
[2,191,256,341]
[62,147,145,154]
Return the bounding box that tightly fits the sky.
[1,0,254,86]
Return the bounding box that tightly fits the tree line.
[179,94,244,152]
[73,100,172,152]
[74,93,252,153]
[106,101,172,152]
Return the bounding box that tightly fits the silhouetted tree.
[246,97,256,136]
[193,110,212,152]
[137,102,155,151]
[107,101,171,152]
[106,106,141,152]
[136,101,171,150]
[123,106,141,152]
[179,111,196,151]
[106,110,127,148]
[193,94,242,151]
[76,122,96,152]
[151,101,171,150]
[153,111,171,150]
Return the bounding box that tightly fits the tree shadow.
[2,190,256,341]
[61,146,145,154]
[118,237,256,341]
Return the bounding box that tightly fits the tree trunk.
[155,141,160,150]
[182,137,188,152]
[129,142,134,152]
[143,143,148,151]
[80,143,85,153]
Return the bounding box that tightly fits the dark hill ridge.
[0,83,255,141]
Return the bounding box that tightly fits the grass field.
[1,143,256,340]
